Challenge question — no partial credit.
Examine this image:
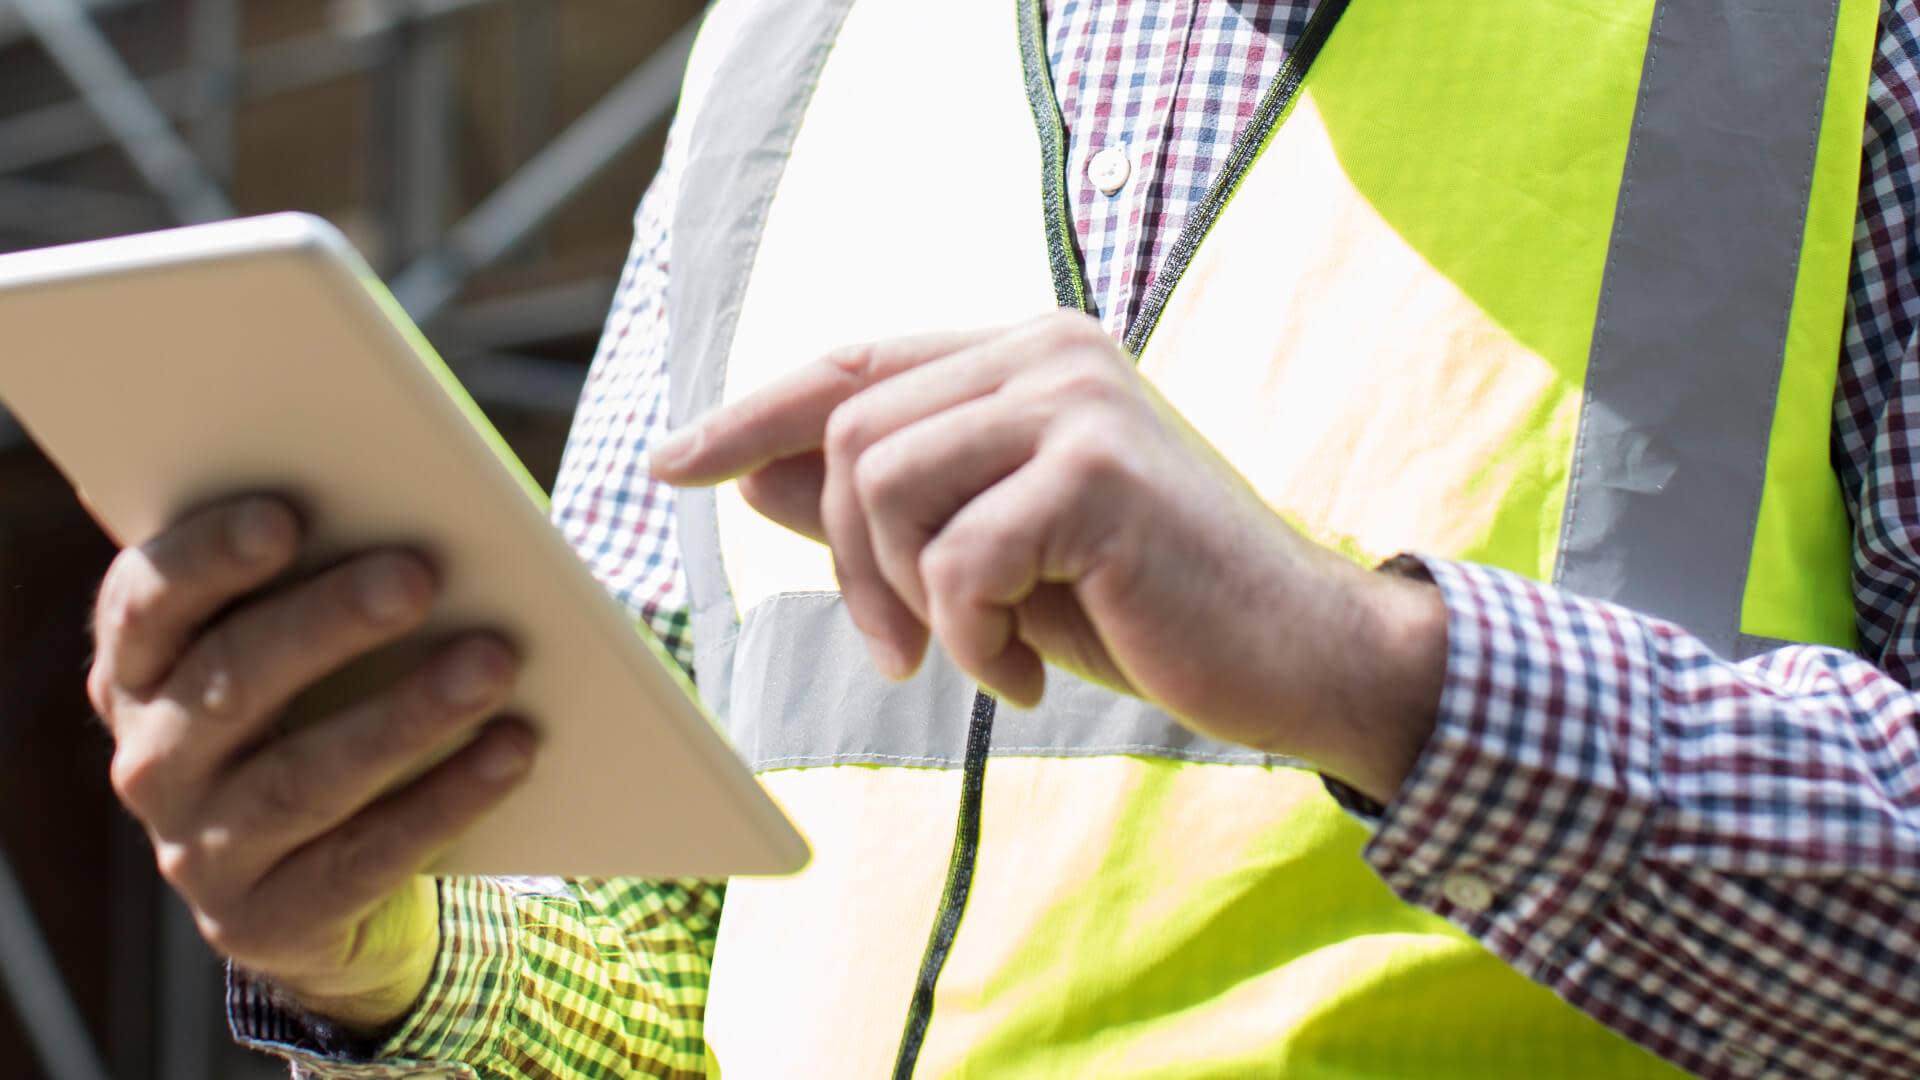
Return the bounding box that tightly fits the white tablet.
[0,213,809,878]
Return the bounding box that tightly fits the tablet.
[0,213,809,878]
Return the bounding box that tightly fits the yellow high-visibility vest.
[661,0,1876,1075]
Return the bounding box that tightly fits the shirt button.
[1088,146,1131,195]
[1441,873,1495,913]
[1719,1043,1768,1075]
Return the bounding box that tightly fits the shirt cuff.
[1355,556,1665,985]
[227,877,521,1079]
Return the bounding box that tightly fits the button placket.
[1107,0,1194,329]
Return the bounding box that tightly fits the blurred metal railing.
[0,846,111,1080]
[0,0,697,439]
[0,2,701,1075]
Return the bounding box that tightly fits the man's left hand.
[652,310,1445,803]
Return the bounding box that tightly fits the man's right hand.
[89,496,533,1031]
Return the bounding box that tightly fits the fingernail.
[473,730,531,783]
[229,501,290,563]
[651,424,701,473]
[357,557,421,622]
[437,643,505,707]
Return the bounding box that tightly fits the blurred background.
[0,1,703,1075]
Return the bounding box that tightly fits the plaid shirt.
[235,2,1920,1077]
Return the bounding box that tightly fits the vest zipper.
[890,690,997,1080]
[887,3,1351,1073]
[885,8,1087,1071]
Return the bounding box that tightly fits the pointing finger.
[737,451,829,542]
[651,327,999,486]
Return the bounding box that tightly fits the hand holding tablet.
[0,213,806,881]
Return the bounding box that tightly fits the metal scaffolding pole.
[0,176,161,237]
[504,1,557,165]
[390,16,698,321]
[502,0,557,265]
[0,31,412,176]
[0,0,508,177]
[187,0,241,183]
[10,0,235,224]
[0,844,111,1080]
[156,894,216,1080]
[0,0,125,46]
[397,15,456,262]
[331,0,504,36]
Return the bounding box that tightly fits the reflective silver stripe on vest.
[1555,0,1845,656]
[668,0,857,723]
[724,594,1283,770]
[1735,633,1796,661]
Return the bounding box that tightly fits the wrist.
[274,875,442,1035]
[1309,557,1447,805]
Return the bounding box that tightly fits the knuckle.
[152,838,202,890]
[177,632,247,720]
[1034,308,1104,353]
[86,664,116,722]
[919,541,974,602]
[967,517,1026,574]
[316,558,392,633]
[273,569,371,660]
[328,565,377,628]
[851,441,909,511]
[1051,418,1127,485]
[183,502,286,583]
[327,813,405,886]
[109,745,164,816]
[1039,307,1097,339]
[374,683,457,758]
[377,699,438,759]
[824,402,873,462]
[252,751,331,834]
[1046,365,1127,407]
[93,563,152,646]
[191,822,242,869]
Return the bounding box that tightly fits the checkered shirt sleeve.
[1354,559,1920,1080]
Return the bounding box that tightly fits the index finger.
[651,327,999,486]
[92,497,300,702]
